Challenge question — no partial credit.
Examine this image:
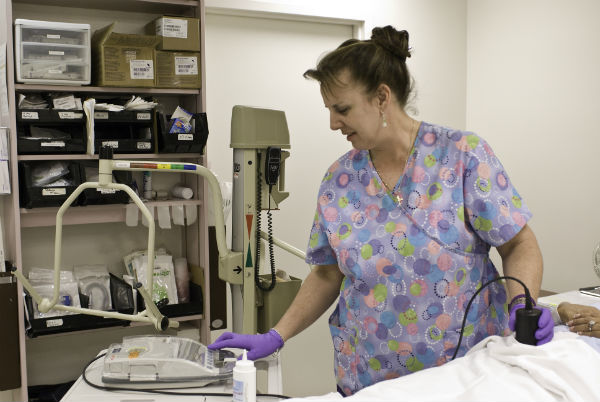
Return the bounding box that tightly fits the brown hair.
[304,25,413,107]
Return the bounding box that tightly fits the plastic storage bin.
[93,110,155,154]
[78,160,132,205]
[16,108,86,154]
[22,274,133,337]
[15,19,91,85]
[19,161,82,209]
[157,112,209,153]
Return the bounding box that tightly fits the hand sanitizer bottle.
[232,349,256,402]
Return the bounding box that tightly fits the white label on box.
[175,57,198,75]
[58,111,82,119]
[137,112,151,120]
[178,134,193,141]
[41,141,65,147]
[102,141,119,148]
[98,188,117,194]
[94,112,109,120]
[53,96,78,110]
[21,111,39,120]
[159,18,188,38]
[137,141,151,150]
[48,69,63,74]
[48,50,65,56]
[47,34,61,39]
[130,60,154,79]
[46,318,63,327]
[42,188,66,196]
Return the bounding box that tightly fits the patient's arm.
[558,302,600,338]
[559,302,600,338]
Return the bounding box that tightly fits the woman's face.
[321,71,383,150]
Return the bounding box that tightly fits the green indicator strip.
[245,246,253,267]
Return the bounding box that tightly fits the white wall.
[466,0,600,292]
[205,0,467,397]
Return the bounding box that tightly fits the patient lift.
[10,105,303,391]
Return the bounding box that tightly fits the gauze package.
[124,249,178,305]
[28,267,81,319]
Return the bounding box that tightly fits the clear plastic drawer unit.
[15,19,91,85]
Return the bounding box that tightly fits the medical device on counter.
[10,105,304,336]
[101,335,236,389]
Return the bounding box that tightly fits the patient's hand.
[559,302,600,338]
[557,302,599,323]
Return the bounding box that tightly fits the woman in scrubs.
[209,25,553,396]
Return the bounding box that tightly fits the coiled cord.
[255,151,277,291]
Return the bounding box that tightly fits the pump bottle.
[232,349,256,402]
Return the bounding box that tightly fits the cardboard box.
[92,23,159,87]
[145,16,200,52]
[155,51,201,89]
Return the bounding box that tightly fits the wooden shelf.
[14,83,201,95]
[17,153,204,161]
[13,0,200,14]
[20,199,202,227]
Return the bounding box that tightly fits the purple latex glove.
[509,304,554,345]
[207,329,284,360]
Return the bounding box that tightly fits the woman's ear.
[376,83,392,108]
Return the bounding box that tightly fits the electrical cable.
[81,352,290,399]
[254,150,277,292]
[450,275,534,361]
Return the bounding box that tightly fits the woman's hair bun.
[371,25,411,61]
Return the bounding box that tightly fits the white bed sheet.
[289,331,600,402]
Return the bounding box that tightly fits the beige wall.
[466,0,600,291]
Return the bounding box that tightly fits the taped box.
[92,23,159,87]
[155,51,201,89]
[145,16,201,52]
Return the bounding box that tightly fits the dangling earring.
[381,112,388,128]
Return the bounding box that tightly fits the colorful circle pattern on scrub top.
[305,122,531,396]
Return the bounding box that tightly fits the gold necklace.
[378,173,401,204]
[372,118,419,204]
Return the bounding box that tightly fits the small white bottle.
[232,349,256,402]
[143,171,152,199]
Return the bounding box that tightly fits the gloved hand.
[509,304,554,345]
[207,329,284,360]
